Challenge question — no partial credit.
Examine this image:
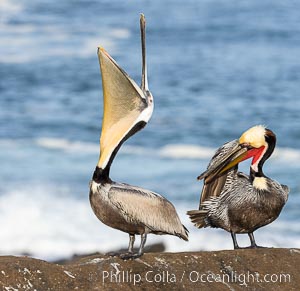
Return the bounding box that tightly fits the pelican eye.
[241,143,253,149]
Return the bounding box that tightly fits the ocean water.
[1,0,300,260]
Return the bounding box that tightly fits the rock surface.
[0,248,298,290]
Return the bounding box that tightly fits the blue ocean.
[1,0,300,260]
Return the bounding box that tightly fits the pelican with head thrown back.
[187,125,289,249]
[90,14,188,259]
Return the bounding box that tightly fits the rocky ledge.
[0,248,298,290]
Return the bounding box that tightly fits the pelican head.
[239,125,268,148]
[198,125,276,183]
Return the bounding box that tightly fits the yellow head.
[239,125,267,148]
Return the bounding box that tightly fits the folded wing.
[109,184,188,240]
[198,140,240,205]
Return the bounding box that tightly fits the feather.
[109,183,188,240]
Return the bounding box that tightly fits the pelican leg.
[247,232,265,248]
[120,234,147,260]
[138,233,147,256]
[231,232,240,249]
[119,234,136,260]
[128,234,135,253]
[107,234,135,258]
[248,232,257,248]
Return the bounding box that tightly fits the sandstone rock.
[0,248,298,290]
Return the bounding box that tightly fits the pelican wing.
[109,184,188,240]
[200,174,229,204]
[199,140,240,205]
[198,140,239,180]
[97,48,152,169]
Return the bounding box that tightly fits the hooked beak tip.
[140,13,146,22]
[97,47,107,55]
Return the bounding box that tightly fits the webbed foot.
[245,245,267,249]
[106,251,121,257]
[119,252,143,260]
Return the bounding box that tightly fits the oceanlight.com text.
[102,269,291,286]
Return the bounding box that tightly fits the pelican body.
[188,125,289,249]
[90,15,188,259]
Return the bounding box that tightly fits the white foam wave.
[159,144,215,159]
[35,137,98,153]
[0,30,115,64]
[273,147,300,161]
[0,0,22,15]
[110,28,131,39]
[34,137,300,162]
[0,185,123,260]
[0,21,129,63]
[0,188,298,261]
[35,138,215,159]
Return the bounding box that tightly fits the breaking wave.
[0,186,298,261]
[34,137,300,162]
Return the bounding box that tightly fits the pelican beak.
[96,15,153,171]
[97,47,149,170]
[140,13,148,92]
[197,143,248,183]
[198,141,266,183]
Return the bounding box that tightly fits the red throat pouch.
[247,146,265,165]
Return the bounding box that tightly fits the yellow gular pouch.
[239,125,267,148]
[97,47,149,169]
[253,177,268,191]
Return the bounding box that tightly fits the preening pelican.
[90,14,188,259]
[187,125,289,249]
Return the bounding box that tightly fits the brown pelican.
[187,125,289,249]
[89,14,188,259]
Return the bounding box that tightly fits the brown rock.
[0,248,298,290]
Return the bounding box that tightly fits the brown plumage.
[187,125,289,249]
